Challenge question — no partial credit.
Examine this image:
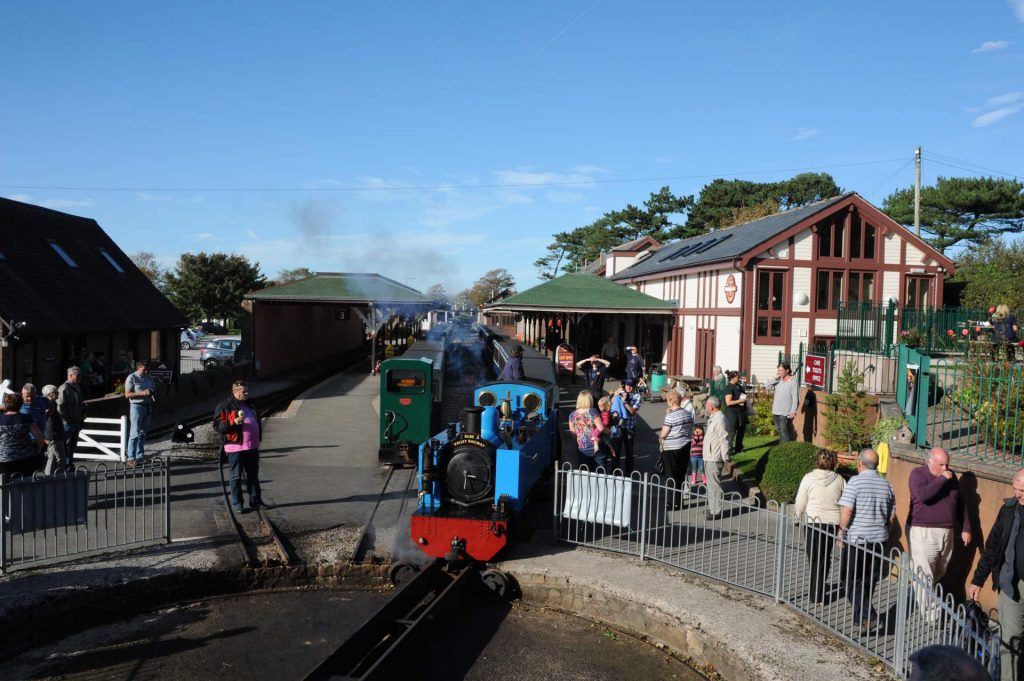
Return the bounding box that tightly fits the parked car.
[197,321,229,335]
[200,337,241,367]
[180,329,199,350]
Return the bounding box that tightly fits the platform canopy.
[246,272,432,307]
[483,273,675,315]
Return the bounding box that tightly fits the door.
[696,329,716,380]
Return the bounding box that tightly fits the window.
[812,337,836,354]
[906,276,931,308]
[816,270,844,310]
[849,213,876,260]
[756,269,785,342]
[49,241,78,267]
[386,369,426,394]
[817,215,844,258]
[847,272,875,304]
[98,248,125,273]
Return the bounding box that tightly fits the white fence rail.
[73,416,128,462]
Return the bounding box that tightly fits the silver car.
[199,337,241,367]
[180,329,199,350]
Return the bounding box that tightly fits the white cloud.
[6,193,33,203]
[571,164,610,175]
[972,105,1023,127]
[492,168,595,187]
[44,198,94,209]
[986,91,1023,107]
[969,92,1024,127]
[1013,0,1024,22]
[791,128,821,141]
[188,232,219,241]
[971,40,1010,53]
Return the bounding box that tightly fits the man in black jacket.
[968,468,1024,680]
[213,380,263,514]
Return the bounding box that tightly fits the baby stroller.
[636,375,653,402]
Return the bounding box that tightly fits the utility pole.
[914,146,922,237]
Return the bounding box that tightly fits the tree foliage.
[424,283,449,306]
[534,187,694,279]
[130,251,165,289]
[460,269,516,308]
[534,173,841,280]
[277,267,315,283]
[164,252,267,322]
[686,172,842,232]
[882,176,1024,253]
[951,238,1024,311]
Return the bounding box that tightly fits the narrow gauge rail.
[303,559,477,681]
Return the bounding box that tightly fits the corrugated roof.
[612,193,852,280]
[247,273,431,304]
[0,197,186,334]
[484,273,674,313]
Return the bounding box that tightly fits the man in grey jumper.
[768,362,800,443]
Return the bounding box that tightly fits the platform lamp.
[0,319,27,348]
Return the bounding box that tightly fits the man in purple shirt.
[908,447,972,618]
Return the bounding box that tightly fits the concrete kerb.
[497,544,889,681]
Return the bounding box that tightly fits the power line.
[0,157,909,194]
[864,158,915,198]
[922,152,1020,180]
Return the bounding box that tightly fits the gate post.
[893,552,912,672]
[119,415,129,463]
[773,502,788,603]
[0,474,6,574]
[163,457,172,543]
[639,473,649,561]
[885,299,896,353]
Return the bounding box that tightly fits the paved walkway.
[0,367,890,680]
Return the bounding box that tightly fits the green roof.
[247,273,431,304]
[485,273,674,314]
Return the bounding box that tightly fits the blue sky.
[2,1,1022,296]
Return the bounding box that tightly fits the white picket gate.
[72,416,129,462]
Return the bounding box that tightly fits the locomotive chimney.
[462,406,484,435]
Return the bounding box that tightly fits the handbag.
[655,438,665,474]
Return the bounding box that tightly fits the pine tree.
[823,361,873,454]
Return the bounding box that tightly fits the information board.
[803,354,827,389]
[556,343,575,374]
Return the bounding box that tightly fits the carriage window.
[386,369,426,394]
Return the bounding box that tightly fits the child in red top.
[597,396,618,464]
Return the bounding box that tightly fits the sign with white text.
[803,354,827,389]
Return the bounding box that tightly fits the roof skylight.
[49,242,78,267]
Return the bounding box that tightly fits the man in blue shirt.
[124,359,156,465]
[19,383,48,430]
[611,379,642,474]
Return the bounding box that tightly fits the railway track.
[351,465,418,566]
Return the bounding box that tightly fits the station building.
[608,192,954,381]
[0,197,186,392]
[243,273,433,376]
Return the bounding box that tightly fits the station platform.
[0,365,883,681]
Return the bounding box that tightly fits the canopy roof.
[247,273,432,306]
[483,273,675,315]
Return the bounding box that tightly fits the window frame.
[815,269,845,312]
[905,275,931,308]
[49,241,78,268]
[754,268,787,345]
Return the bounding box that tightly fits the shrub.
[823,361,873,454]
[872,416,906,447]
[760,441,818,504]
[747,391,776,436]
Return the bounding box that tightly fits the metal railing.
[777,342,805,376]
[836,301,992,355]
[0,459,171,573]
[831,347,900,395]
[553,463,1000,680]
[180,357,206,374]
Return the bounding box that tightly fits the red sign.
[556,343,575,373]
[803,354,827,388]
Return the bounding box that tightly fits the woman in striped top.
[659,390,693,505]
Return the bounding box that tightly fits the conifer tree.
[823,361,873,455]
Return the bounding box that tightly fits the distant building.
[0,197,186,392]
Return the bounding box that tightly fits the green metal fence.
[777,342,805,376]
[836,302,991,355]
[896,346,1024,466]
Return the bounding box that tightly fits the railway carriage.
[377,340,445,466]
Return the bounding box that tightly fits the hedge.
[759,441,819,504]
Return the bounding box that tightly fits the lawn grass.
[730,433,778,485]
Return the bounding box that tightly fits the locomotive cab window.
[386,369,426,394]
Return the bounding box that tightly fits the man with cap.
[611,378,642,474]
[123,359,156,464]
